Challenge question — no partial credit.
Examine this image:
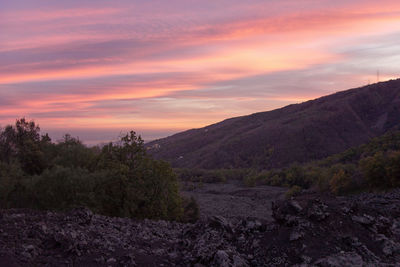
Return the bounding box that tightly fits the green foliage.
[360,152,388,189]
[237,131,400,195]
[285,185,302,199]
[175,131,400,197]
[285,164,312,188]
[175,168,235,183]
[243,172,258,187]
[181,196,199,223]
[0,119,183,221]
[52,134,98,170]
[33,166,96,210]
[0,162,26,208]
[0,118,48,174]
[386,151,400,187]
[359,150,400,190]
[329,169,353,195]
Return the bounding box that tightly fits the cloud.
[1,0,400,142]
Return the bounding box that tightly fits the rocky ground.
[1,187,400,266]
[181,182,287,220]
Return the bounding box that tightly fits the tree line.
[0,118,197,221]
[177,130,400,196]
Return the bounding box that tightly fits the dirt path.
[181,182,287,221]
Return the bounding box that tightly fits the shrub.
[33,166,96,210]
[52,134,97,170]
[0,120,184,221]
[268,173,285,186]
[386,151,400,187]
[360,152,389,189]
[329,169,353,195]
[181,196,199,223]
[243,172,258,187]
[285,185,302,199]
[285,164,312,188]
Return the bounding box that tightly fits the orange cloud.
[1,7,122,23]
[1,1,400,142]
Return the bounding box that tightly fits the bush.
[386,151,400,187]
[243,172,258,187]
[33,166,96,210]
[0,120,183,221]
[329,169,353,195]
[175,168,230,183]
[0,118,47,175]
[181,196,199,223]
[360,152,388,189]
[52,134,98,170]
[285,185,302,199]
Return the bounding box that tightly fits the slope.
[147,79,400,169]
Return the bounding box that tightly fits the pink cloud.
[1,0,400,142]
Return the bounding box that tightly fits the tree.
[0,118,47,174]
[0,123,184,221]
[330,169,353,195]
[96,131,182,219]
[53,134,96,170]
[118,131,146,168]
[360,152,388,189]
[0,125,17,163]
[385,151,400,187]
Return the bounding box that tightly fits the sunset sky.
[1,0,400,144]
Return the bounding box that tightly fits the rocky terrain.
[1,189,400,266]
[181,182,287,220]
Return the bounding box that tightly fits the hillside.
[147,79,400,169]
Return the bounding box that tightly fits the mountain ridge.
[147,79,400,169]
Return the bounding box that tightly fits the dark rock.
[352,215,374,226]
[289,229,305,241]
[1,189,400,266]
[232,254,249,267]
[308,202,329,221]
[0,254,19,267]
[208,216,233,233]
[106,258,116,264]
[244,219,262,231]
[213,250,230,267]
[341,206,351,214]
[376,234,400,256]
[315,251,364,266]
[272,201,301,225]
[289,200,303,213]
[68,207,93,225]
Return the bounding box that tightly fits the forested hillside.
[176,130,400,196]
[248,130,400,195]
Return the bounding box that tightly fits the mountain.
[146,79,400,169]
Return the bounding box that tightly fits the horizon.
[2,78,397,145]
[1,0,400,144]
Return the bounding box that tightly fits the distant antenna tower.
[377,70,380,83]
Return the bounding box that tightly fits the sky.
[1,0,400,144]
